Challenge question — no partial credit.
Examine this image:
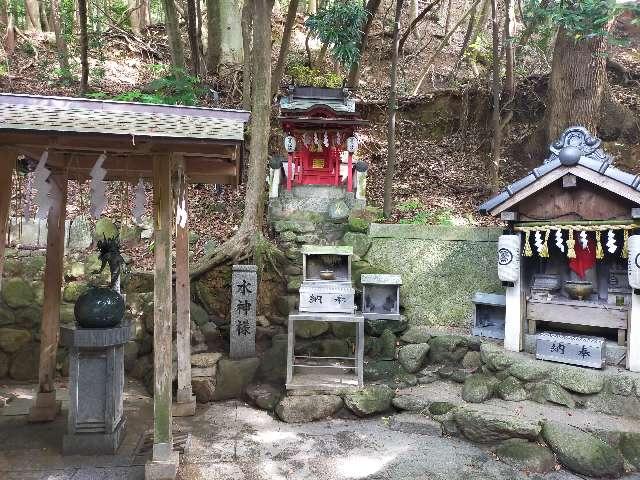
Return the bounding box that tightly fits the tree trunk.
[315,41,328,70]
[502,0,515,136]
[241,0,253,109]
[544,26,610,147]
[163,0,185,69]
[468,0,489,75]
[25,0,42,31]
[192,0,274,276]
[50,0,70,75]
[489,0,501,193]
[129,0,145,35]
[186,0,200,74]
[347,0,382,89]
[78,0,89,93]
[307,0,316,15]
[409,0,419,39]
[39,1,49,31]
[206,0,221,73]
[271,0,299,95]
[383,0,403,218]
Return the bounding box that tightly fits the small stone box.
[60,323,133,455]
[361,274,402,320]
[536,332,605,369]
[471,292,506,340]
[299,245,355,313]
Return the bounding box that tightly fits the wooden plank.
[174,157,194,410]
[0,150,15,288]
[527,301,628,329]
[618,329,626,347]
[152,154,174,458]
[36,169,68,394]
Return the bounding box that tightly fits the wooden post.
[29,168,67,423]
[146,155,179,479]
[286,152,293,191]
[347,152,353,193]
[0,150,15,288]
[173,157,196,417]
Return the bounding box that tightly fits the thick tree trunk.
[307,0,316,15]
[241,0,253,109]
[206,0,221,73]
[78,0,89,93]
[347,0,382,89]
[50,0,70,75]
[25,0,42,31]
[271,0,298,95]
[489,0,501,193]
[383,0,403,217]
[409,0,419,39]
[543,26,610,146]
[39,1,49,31]
[129,0,143,35]
[186,0,200,74]
[163,0,185,69]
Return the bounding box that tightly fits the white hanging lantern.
[628,235,640,289]
[498,234,521,283]
[284,135,296,153]
[346,136,358,153]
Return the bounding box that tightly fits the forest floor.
[1,4,640,267]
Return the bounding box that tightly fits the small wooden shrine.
[278,86,368,192]
[479,126,640,372]
[0,93,249,479]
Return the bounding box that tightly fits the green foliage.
[524,0,639,39]
[287,62,344,88]
[397,199,454,225]
[305,1,367,69]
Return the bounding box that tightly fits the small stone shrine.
[230,264,258,359]
[361,274,403,321]
[479,126,640,371]
[61,322,133,454]
[287,245,364,389]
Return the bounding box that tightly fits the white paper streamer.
[34,151,52,220]
[534,230,544,255]
[323,131,329,147]
[89,153,107,219]
[132,178,146,224]
[313,132,320,148]
[302,132,310,147]
[336,132,342,145]
[555,229,565,252]
[606,229,617,254]
[579,231,589,249]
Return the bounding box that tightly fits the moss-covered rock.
[496,376,528,402]
[541,421,624,478]
[0,350,9,378]
[62,281,89,303]
[9,344,39,380]
[286,276,302,292]
[0,328,31,353]
[429,335,469,364]
[379,328,397,360]
[550,365,604,394]
[64,261,86,280]
[480,343,517,371]
[319,339,350,358]
[398,343,430,373]
[365,317,408,336]
[1,278,35,309]
[454,407,541,444]
[508,360,552,382]
[609,375,636,396]
[461,351,482,369]
[94,217,118,241]
[331,322,356,339]
[276,394,343,423]
[213,358,259,400]
[344,384,394,416]
[190,301,209,326]
[429,401,456,416]
[400,326,432,344]
[620,432,640,470]
[14,306,41,328]
[0,306,15,327]
[530,383,575,408]
[258,335,288,384]
[461,374,499,403]
[246,383,282,411]
[364,360,417,388]
[495,438,556,473]
[295,320,329,338]
[342,232,372,257]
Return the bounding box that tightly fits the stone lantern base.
[60,323,133,455]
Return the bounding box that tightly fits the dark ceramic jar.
[74,287,125,328]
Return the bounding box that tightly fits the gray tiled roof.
[0,97,247,141]
[280,96,356,114]
[479,126,640,215]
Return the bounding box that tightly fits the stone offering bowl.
[565,281,593,301]
[319,270,336,280]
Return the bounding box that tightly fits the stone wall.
[364,224,504,327]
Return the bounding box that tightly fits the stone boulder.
[495,438,556,473]
[429,402,456,416]
[496,376,528,402]
[480,343,516,371]
[342,232,372,258]
[123,341,139,373]
[365,317,408,336]
[295,320,329,339]
[453,408,541,444]
[379,328,397,360]
[0,350,9,377]
[428,335,469,364]
[400,326,432,344]
[462,351,482,370]
[541,421,624,478]
[246,383,282,410]
[275,395,343,423]
[530,383,575,408]
[364,360,417,388]
[192,378,216,403]
[550,366,605,394]
[9,344,39,380]
[62,281,89,303]
[462,374,498,403]
[1,278,35,309]
[344,385,395,416]
[508,360,552,382]
[212,358,259,401]
[0,328,32,354]
[258,335,288,384]
[398,343,430,373]
[331,322,356,339]
[190,302,209,326]
[387,413,442,436]
[191,352,223,368]
[620,432,640,470]
[94,217,118,241]
[391,394,429,412]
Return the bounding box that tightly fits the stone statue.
[95,234,125,293]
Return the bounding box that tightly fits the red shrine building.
[277,86,368,193]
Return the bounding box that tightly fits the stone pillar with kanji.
[230,265,257,359]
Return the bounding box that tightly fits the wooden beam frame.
[29,164,68,422]
[0,149,15,288]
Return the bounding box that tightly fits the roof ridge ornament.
[545,126,612,166]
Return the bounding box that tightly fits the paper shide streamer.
[89,153,107,219]
[34,151,52,220]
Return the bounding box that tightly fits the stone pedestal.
[230,265,257,359]
[60,323,133,455]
